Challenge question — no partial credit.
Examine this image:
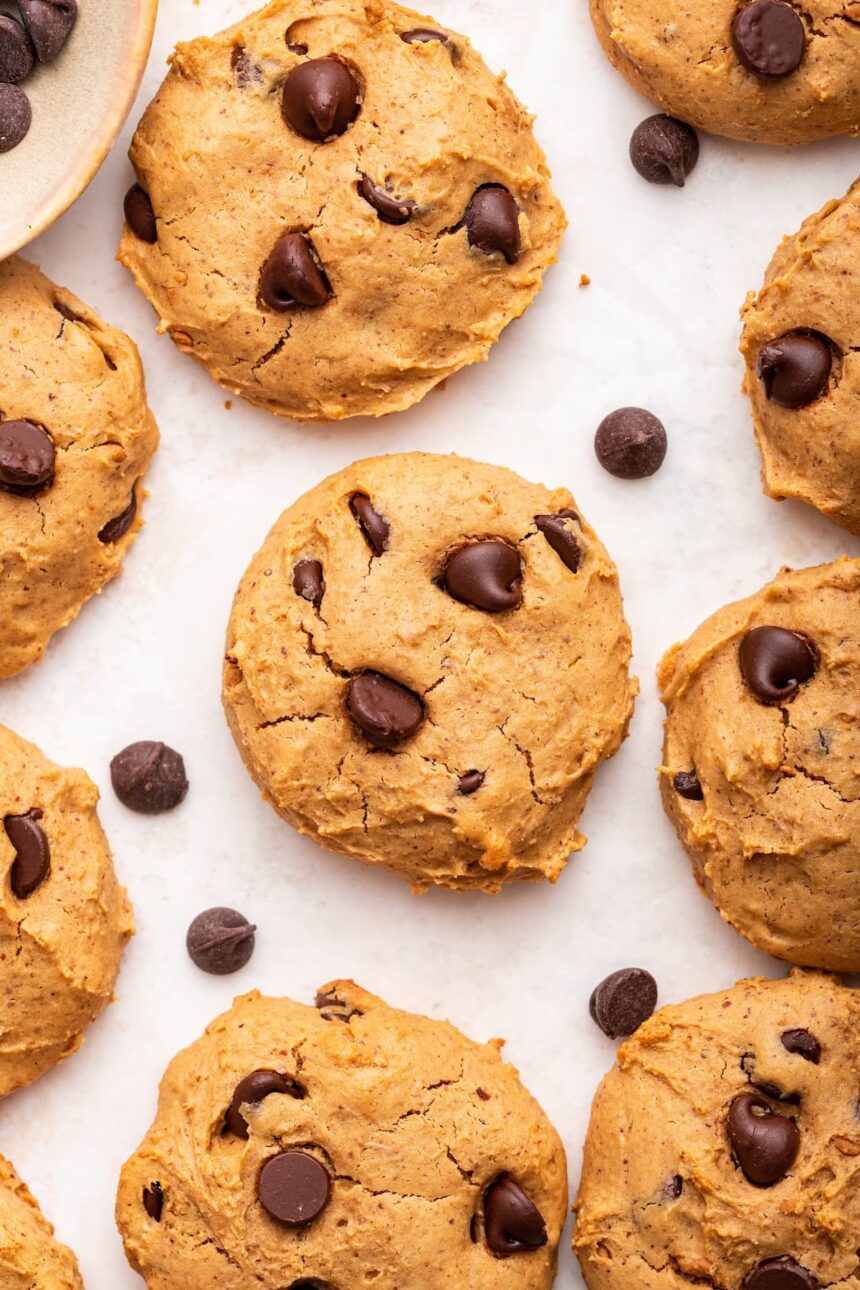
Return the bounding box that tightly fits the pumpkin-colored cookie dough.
[0,1154,83,1289]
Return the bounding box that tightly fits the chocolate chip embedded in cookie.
[119,0,566,422]
[659,558,860,971]
[0,1154,84,1286]
[222,453,636,891]
[117,981,568,1289]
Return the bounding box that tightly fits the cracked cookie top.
[118,0,566,423]
[116,979,568,1290]
[0,255,159,680]
[658,558,860,971]
[589,0,860,146]
[0,1154,83,1289]
[741,179,860,536]
[575,971,860,1290]
[0,723,133,1098]
[222,452,636,891]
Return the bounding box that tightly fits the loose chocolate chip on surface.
[111,741,189,814]
[225,1069,304,1138]
[293,558,325,609]
[400,27,450,44]
[756,333,832,408]
[124,184,158,244]
[738,626,817,704]
[0,420,54,493]
[19,0,76,63]
[142,1182,163,1222]
[259,232,331,310]
[745,1259,818,1290]
[727,1092,800,1186]
[258,1151,331,1225]
[595,407,667,479]
[0,83,30,151]
[732,0,805,77]
[464,186,521,263]
[186,907,256,975]
[347,672,425,746]
[673,770,703,801]
[0,15,34,84]
[358,175,416,225]
[534,510,581,572]
[590,968,658,1039]
[349,492,389,555]
[315,988,363,1021]
[781,1029,821,1064]
[281,57,359,140]
[99,491,137,544]
[458,770,485,796]
[483,1176,547,1257]
[442,540,523,612]
[4,809,50,898]
[630,114,699,186]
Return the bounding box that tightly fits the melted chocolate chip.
[738,626,817,704]
[259,232,331,309]
[0,15,34,83]
[727,1093,799,1186]
[442,540,522,612]
[186,907,256,975]
[464,186,521,263]
[111,741,188,814]
[589,968,658,1039]
[225,1069,305,1138]
[0,84,30,152]
[281,57,360,140]
[99,490,137,544]
[673,770,703,801]
[629,114,699,187]
[781,1029,821,1064]
[293,559,325,609]
[347,672,424,746]
[400,27,450,44]
[483,1176,547,1257]
[0,420,55,493]
[745,1259,818,1290]
[4,809,50,898]
[595,408,667,479]
[18,0,76,63]
[258,1151,331,1225]
[315,988,363,1022]
[756,333,832,408]
[358,175,416,225]
[124,184,158,244]
[534,510,581,572]
[349,493,389,555]
[142,1182,163,1222]
[732,0,805,77]
[458,770,485,796]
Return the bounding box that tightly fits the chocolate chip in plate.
[756,333,832,408]
[463,186,521,264]
[4,809,50,898]
[738,626,817,704]
[280,57,360,141]
[442,540,523,612]
[124,184,158,244]
[346,672,425,746]
[727,1092,800,1186]
[111,741,188,814]
[186,907,256,975]
[595,408,667,479]
[0,15,35,84]
[358,175,416,225]
[745,1258,818,1290]
[781,1028,821,1064]
[225,1069,305,1138]
[259,232,331,310]
[99,490,138,544]
[0,420,55,493]
[589,968,658,1039]
[732,0,806,78]
[293,558,325,609]
[482,1175,547,1257]
[630,114,699,187]
[0,83,30,151]
[258,1150,331,1225]
[534,510,581,573]
[19,0,77,63]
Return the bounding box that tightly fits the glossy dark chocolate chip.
[142,1181,163,1221]
[0,15,34,83]
[673,770,703,801]
[442,540,522,613]
[738,626,817,704]
[293,558,325,609]
[727,1093,799,1186]
[732,0,805,77]
[258,1151,331,1225]
[281,57,359,140]
[111,741,189,814]
[483,1176,547,1257]
[124,184,158,244]
[0,83,30,151]
[630,114,699,187]
[458,770,485,796]
[745,1259,818,1290]
[259,232,331,310]
[99,490,137,544]
[595,407,667,479]
[0,420,54,493]
[347,672,424,747]
[19,0,76,63]
[781,1029,821,1064]
[534,510,581,573]
[315,988,363,1022]
[225,1069,304,1138]
[464,186,521,264]
[400,27,449,44]
[349,492,389,555]
[756,334,832,408]
[186,907,256,975]
[358,175,416,225]
[589,968,658,1039]
[4,809,50,898]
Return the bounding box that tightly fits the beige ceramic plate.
[0,0,158,260]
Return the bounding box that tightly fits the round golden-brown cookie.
[0,256,159,679]
[119,0,566,423]
[590,0,860,146]
[575,971,860,1290]
[222,452,636,891]
[0,1154,83,1289]
[741,179,860,535]
[659,559,860,972]
[0,723,133,1096]
[117,980,568,1290]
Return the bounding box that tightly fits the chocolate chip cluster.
[0,0,77,152]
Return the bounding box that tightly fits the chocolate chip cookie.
[0,1153,83,1287]
[659,558,860,971]
[119,0,566,422]
[0,256,159,679]
[0,723,133,1096]
[590,0,860,146]
[575,971,860,1290]
[741,179,860,534]
[222,453,636,891]
[117,980,568,1290]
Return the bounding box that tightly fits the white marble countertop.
[1,0,858,1284]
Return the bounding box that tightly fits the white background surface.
[1,1,859,1284]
